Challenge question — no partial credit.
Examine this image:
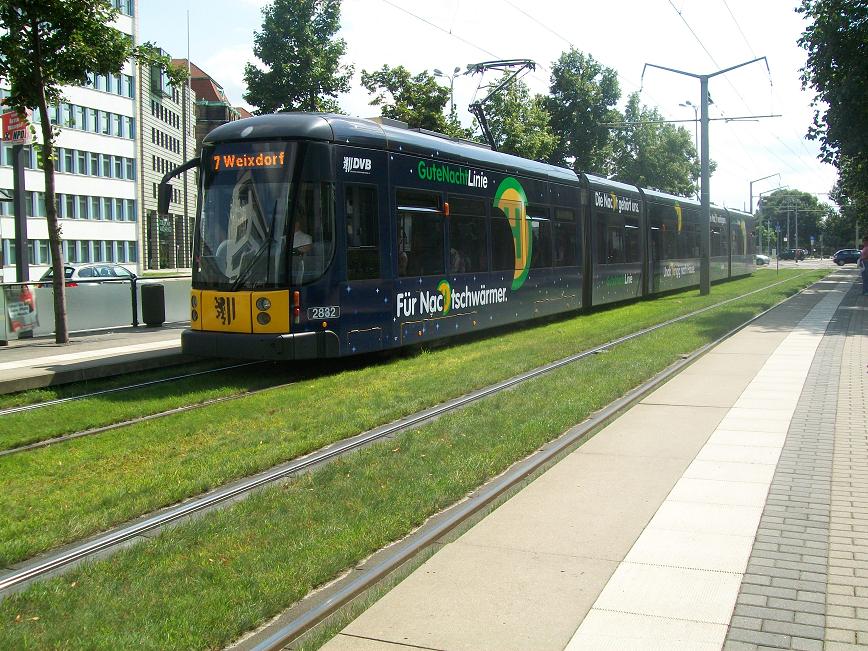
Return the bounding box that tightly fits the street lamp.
[679,100,698,153]
[434,66,461,115]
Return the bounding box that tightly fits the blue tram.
[178,113,755,360]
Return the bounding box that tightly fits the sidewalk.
[322,270,866,651]
[0,324,186,393]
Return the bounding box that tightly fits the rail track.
[0,271,820,597]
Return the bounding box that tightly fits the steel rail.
[250,272,840,651]
[0,272,818,595]
[0,274,793,458]
[0,361,264,417]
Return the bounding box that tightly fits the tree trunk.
[31,18,68,344]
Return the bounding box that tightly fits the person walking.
[860,236,868,295]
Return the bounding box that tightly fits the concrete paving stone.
[647,500,764,538]
[730,616,763,631]
[825,615,868,633]
[566,609,728,651]
[695,443,783,465]
[591,563,743,624]
[339,544,618,651]
[706,430,787,448]
[714,416,793,435]
[826,604,856,618]
[741,573,773,587]
[737,593,769,606]
[794,612,825,627]
[742,575,799,599]
[765,597,825,615]
[722,641,758,651]
[733,604,795,623]
[624,527,754,573]
[761,620,824,641]
[770,577,826,592]
[666,477,772,507]
[726,627,791,648]
[684,459,777,484]
[745,563,799,580]
[791,638,824,651]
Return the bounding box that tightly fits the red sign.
[2,110,33,145]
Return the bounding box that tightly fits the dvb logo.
[343,157,372,173]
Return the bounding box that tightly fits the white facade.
[0,2,139,282]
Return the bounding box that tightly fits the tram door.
[339,156,391,355]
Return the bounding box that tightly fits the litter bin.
[141,283,165,327]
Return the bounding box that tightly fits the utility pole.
[642,57,769,295]
[750,173,780,257]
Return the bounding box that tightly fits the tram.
[166,113,755,360]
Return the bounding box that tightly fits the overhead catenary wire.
[666,0,823,177]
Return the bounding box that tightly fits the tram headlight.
[256,312,271,325]
[255,297,271,311]
[191,295,198,309]
[191,309,199,322]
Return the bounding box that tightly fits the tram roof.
[204,112,579,184]
[580,173,642,198]
[640,187,701,207]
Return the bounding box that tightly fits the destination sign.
[212,151,286,171]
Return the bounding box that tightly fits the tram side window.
[597,215,625,265]
[293,182,336,284]
[490,207,515,271]
[397,189,444,277]
[345,184,379,280]
[553,208,577,267]
[625,217,641,262]
[448,196,487,273]
[529,205,552,269]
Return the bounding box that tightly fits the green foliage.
[0,0,186,344]
[360,65,470,138]
[545,48,621,174]
[757,189,832,252]
[0,2,185,115]
[243,0,353,113]
[610,93,700,197]
[798,0,868,238]
[477,75,556,161]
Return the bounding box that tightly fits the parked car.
[832,249,861,266]
[779,249,805,261]
[38,264,137,287]
[756,254,770,265]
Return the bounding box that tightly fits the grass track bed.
[0,271,828,649]
[0,271,824,568]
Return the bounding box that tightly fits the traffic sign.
[2,110,33,145]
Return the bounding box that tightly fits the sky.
[139,0,838,212]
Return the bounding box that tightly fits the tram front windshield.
[195,140,337,291]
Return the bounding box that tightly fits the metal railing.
[0,274,191,341]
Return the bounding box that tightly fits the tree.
[0,0,185,344]
[476,75,556,161]
[820,205,858,252]
[545,48,621,174]
[244,0,353,114]
[798,0,868,237]
[610,93,701,197]
[757,189,831,253]
[360,65,470,138]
